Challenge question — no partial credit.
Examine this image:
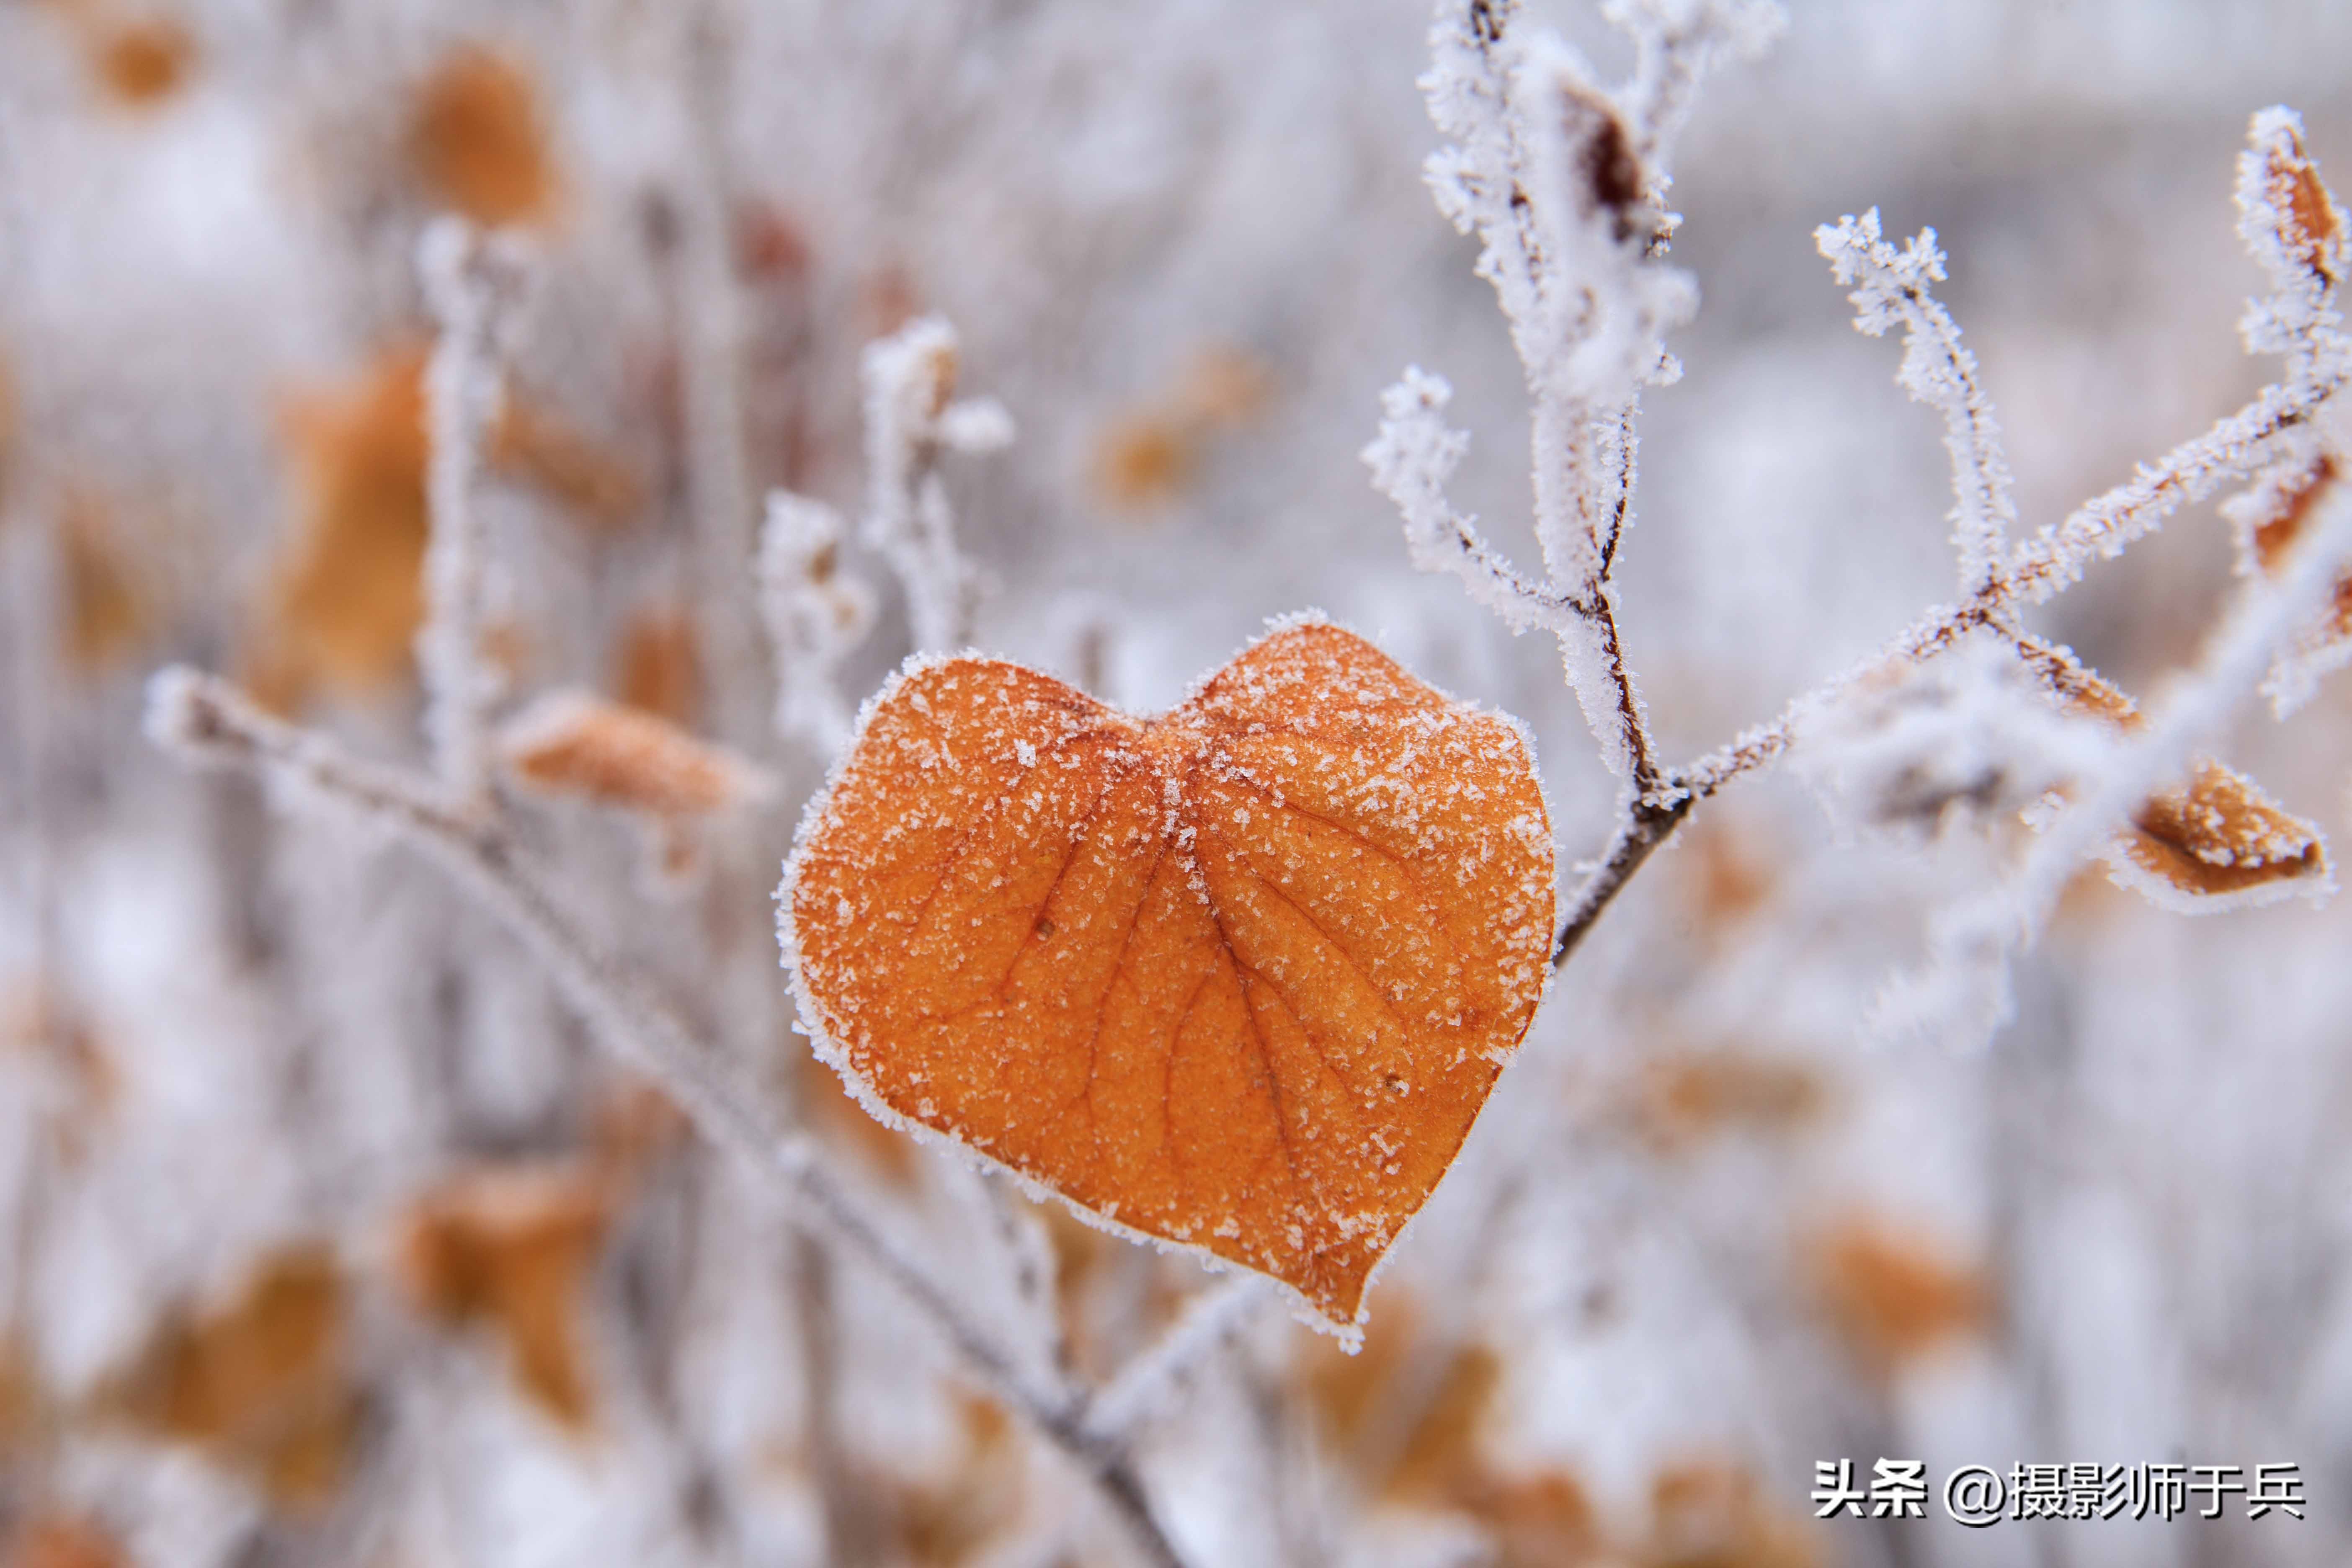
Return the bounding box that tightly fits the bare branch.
[1880,479,2352,1048]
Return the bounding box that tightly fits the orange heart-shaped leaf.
[783,620,1555,1330]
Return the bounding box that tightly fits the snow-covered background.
[4,0,2351,1563]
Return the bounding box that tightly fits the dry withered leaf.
[2252,115,2347,285]
[2227,446,2352,710]
[609,606,701,727]
[1093,412,1197,511]
[2235,449,2337,579]
[409,44,557,227]
[1382,1341,1501,1505]
[1299,1310,1602,1566]
[393,1164,611,1431]
[267,344,433,698]
[787,620,1555,1330]
[1674,818,1774,937]
[2050,663,2328,908]
[2,982,120,1163]
[103,1245,357,1511]
[1806,1217,1986,1372]
[499,689,774,817]
[1634,1050,1824,1154]
[2118,759,2326,903]
[892,1393,1025,1567]
[91,18,195,108]
[733,201,812,282]
[491,396,643,530]
[1640,1457,1819,1568]
[1093,346,1273,513]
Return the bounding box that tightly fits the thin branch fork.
[1548,358,2349,969]
[143,672,1191,1568]
[1535,142,2352,973]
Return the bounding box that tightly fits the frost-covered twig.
[861,316,1014,652]
[1372,0,1775,796]
[758,492,875,755]
[1614,0,1785,170]
[1081,1276,1266,1442]
[1363,370,1567,639]
[1395,86,2352,974]
[1687,114,2352,800]
[1372,0,1777,959]
[417,218,531,815]
[142,668,1191,1568]
[1881,479,2352,1049]
[1817,210,2016,596]
[1680,365,2352,803]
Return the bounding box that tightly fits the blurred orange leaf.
[409,44,557,227]
[891,1393,1024,1568]
[1093,413,1197,511]
[1093,346,1271,513]
[788,620,1555,1329]
[6,1517,125,1568]
[102,1245,356,1511]
[1299,1309,1603,1567]
[91,18,194,108]
[1641,1457,1819,1568]
[498,689,773,817]
[609,606,701,727]
[393,1164,611,1432]
[1634,1049,1824,1154]
[267,344,432,699]
[57,491,148,674]
[1807,1217,1986,1371]
[491,396,643,530]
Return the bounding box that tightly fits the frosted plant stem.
[1555,353,2351,972]
[417,219,517,817]
[1082,1276,1265,1442]
[143,670,1191,1568]
[1675,356,2352,804]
